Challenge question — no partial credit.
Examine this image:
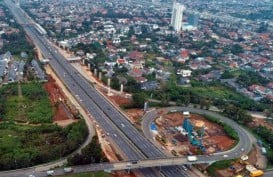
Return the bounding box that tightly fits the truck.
[46,170,54,176]
[64,167,73,173]
[187,156,197,162]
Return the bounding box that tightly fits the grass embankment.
[207,159,236,177]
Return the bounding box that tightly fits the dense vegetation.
[67,136,108,165]
[0,120,88,170]
[236,70,269,87]
[207,159,235,177]
[148,79,265,112]
[254,125,273,163]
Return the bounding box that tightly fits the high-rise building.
[171,2,185,32]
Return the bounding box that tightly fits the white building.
[171,2,185,32]
[177,69,192,77]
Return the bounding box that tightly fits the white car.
[46,170,54,176]
[223,154,228,158]
[182,165,188,171]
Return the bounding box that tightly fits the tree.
[132,92,147,108]
[110,77,120,90]
[221,70,234,79]
[67,136,107,165]
[230,44,243,55]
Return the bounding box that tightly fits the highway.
[4,0,189,176]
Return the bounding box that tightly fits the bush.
[207,159,235,177]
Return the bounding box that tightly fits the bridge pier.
[126,168,131,174]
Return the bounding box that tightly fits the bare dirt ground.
[126,109,144,123]
[251,118,273,131]
[112,171,136,177]
[107,94,132,107]
[43,76,77,126]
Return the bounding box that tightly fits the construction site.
[150,111,235,156]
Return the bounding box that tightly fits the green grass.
[190,85,245,101]
[3,83,53,123]
[57,172,111,177]
[5,95,53,123]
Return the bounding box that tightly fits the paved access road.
[142,107,254,162]
[264,170,273,177]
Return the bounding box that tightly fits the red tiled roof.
[116,58,126,64]
[128,51,143,60]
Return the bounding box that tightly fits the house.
[156,70,171,81]
[135,76,147,83]
[177,69,192,77]
[129,61,143,69]
[128,51,143,61]
[248,84,270,96]
[113,37,121,44]
[116,58,127,65]
[141,81,160,90]
[128,68,143,78]
[267,82,273,89]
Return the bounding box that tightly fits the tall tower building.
[171,2,185,32]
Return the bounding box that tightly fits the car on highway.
[182,165,188,171]
[223,154,228,158]
[64,167,73,173]
[46,170,54,176]
[132,161,138,164]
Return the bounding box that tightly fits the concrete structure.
[171,2,185,32]
[120,83,123,93]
